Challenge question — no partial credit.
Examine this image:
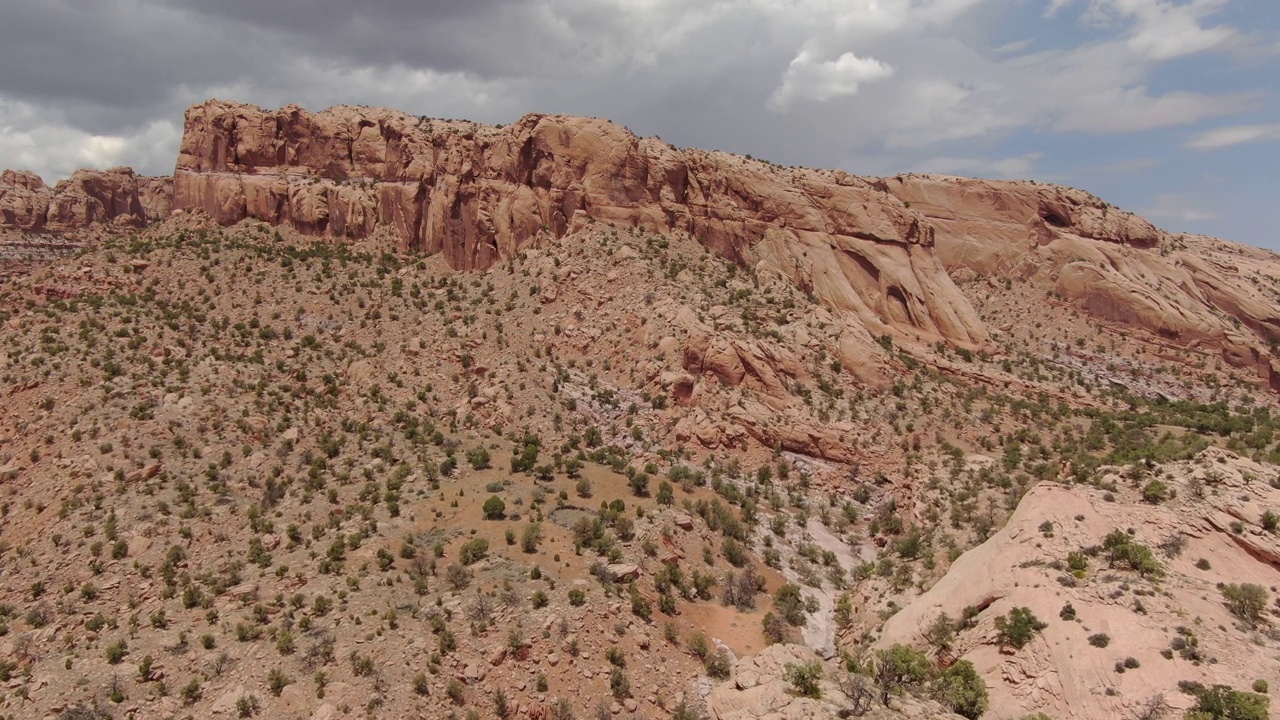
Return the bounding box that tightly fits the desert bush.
[1184,683,1269,720]
[1223,583,1268,626]
[483,495,506,520]
[460,538,490,565]
[783,660,823,699]
[931,660,988,720]
[994,607,1046,650]
[873,644,931,706]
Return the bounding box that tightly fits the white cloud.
[0,0,1265,200]
[768,50,894,111]
[1142,192,1217,222]
[994,39,1033,53]
[0,98,183,181]
[917,152,1043,178]
[1057,0,1235,60]
[1186,123,1280,150]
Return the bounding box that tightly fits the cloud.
[0,98,182,181]
[1142,193,1217,222]
[767,51,894,111]
[0,0,1268,211]
[1186,123,1280,150]
[916,153,1043,178]
[1056,0,1236,60]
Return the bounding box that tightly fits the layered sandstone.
[0,168,170,233]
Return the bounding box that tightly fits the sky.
[1,0,1278,248]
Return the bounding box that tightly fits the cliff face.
[0,168,170,233]
[170,100,987,350]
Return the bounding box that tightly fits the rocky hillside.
[888,175,1280,387]
[8,101,1280,390]
[3,100,1280,720]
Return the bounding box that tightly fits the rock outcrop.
[887,174,1280,380]
[877,448,1280,719]
[170,100,988,351]
[1,168,170,233]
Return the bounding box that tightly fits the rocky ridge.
[0,168,170,233]
[888,174,1280,388]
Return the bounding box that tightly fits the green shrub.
[1141,479,1169,503]
[630,588,651,621]
[1223,584,1268,626]
[687,633,709,659]
[874,644,931,705]
[268,668,290,696]
[773,584,808,626]
[1262,511,1279,533]
[704,649,732,679]
[1067,551,1088,573]
[1103,530,1163,578]
[609,668,631,698]
[783,660,823,699]
[482,495,505,520]
[1185,683,1269,720]
[994,607,1047,650]
[466,447,491,470]
[459,538,489,565]
[181,678,202,705]
[931,660,988,720]
[521,522,541,553]
[925,613,955,651]
[106,639,128,664]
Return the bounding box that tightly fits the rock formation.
[6,99,1280,388]
[887,174,1280,383]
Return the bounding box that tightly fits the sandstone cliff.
[170,100,988,351]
